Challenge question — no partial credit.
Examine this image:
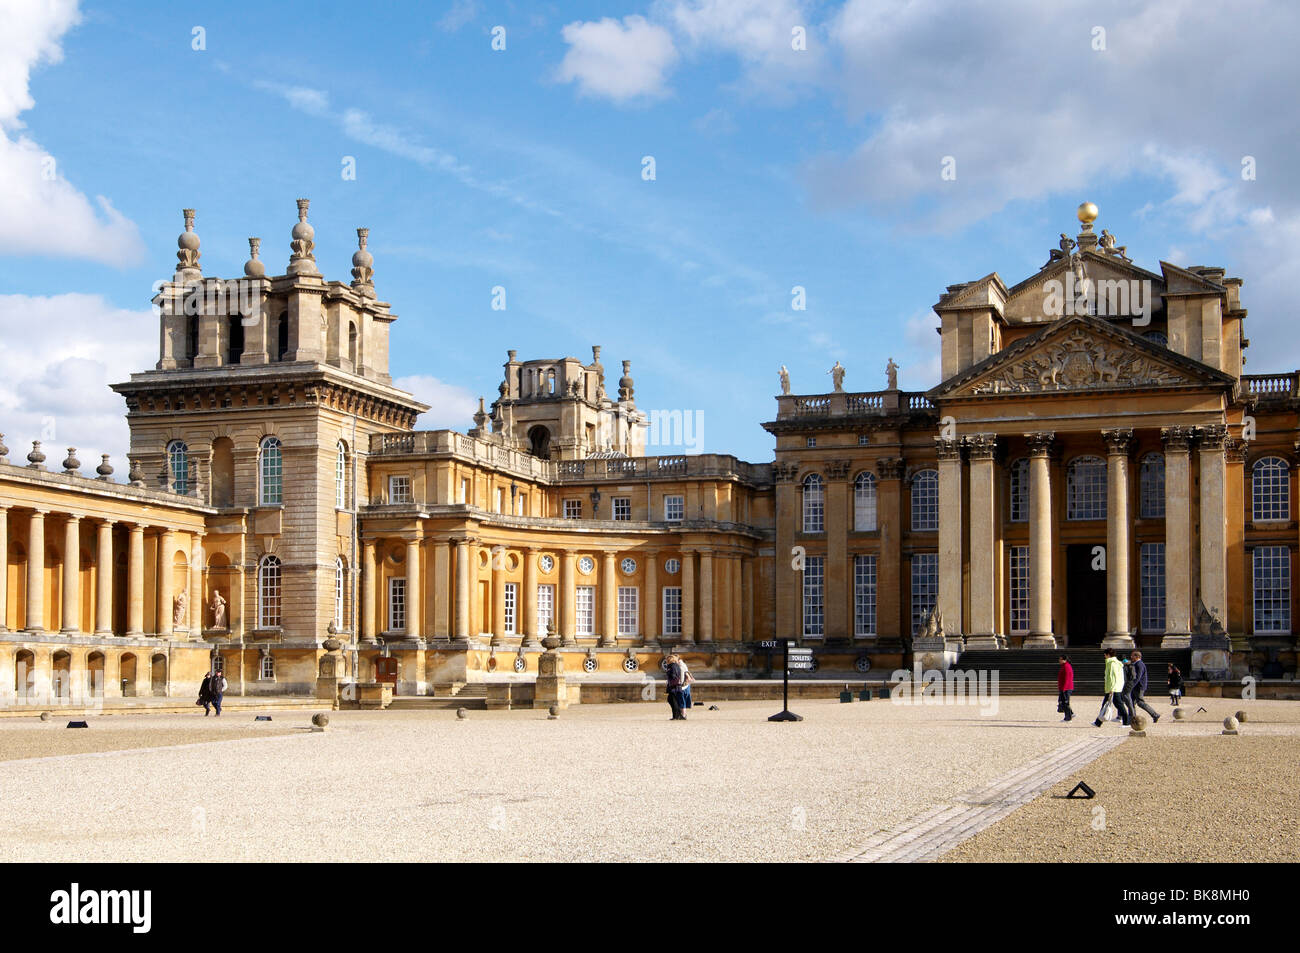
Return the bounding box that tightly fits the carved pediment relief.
[934,317,1232,399]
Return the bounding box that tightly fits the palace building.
[0,200,1296,705]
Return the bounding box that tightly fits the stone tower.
[111,204,428,657]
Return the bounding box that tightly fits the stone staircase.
[387,682,488,710]
[953,648,1191,696]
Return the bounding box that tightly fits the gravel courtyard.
[1,697,1296,862]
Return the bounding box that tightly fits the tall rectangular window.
[503,582,517,635]
[575,586,595,636]
[613,497,631,521]
[459,478,469,504]
[910,553,939,634]
[388,577,406,632]
[1009,460,1029,523]
[662,587,682,635]
[1010,545,1030,632]
[802,556,825,637]
[564,499,582,519]
[853,554,876,636]
[664,495,684,522]
[1253,546,1291,633]
[389,475,412,504]
[1140,543,1166,632]
[537,584,555,635]
[617,587,639,635]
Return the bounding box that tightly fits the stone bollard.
[548,705,559,720]
[1235,710,1248,723]
[456,707,468,720]
[1129,713,1148,737]
[311,712,329,732]
[39,712,51,722]
[1172,707,1186,720]
[1222,716,1239,736]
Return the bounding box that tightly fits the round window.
[513,656,526,673]
[539,554,555,573]
[665,558,680,574]
[622,657,639,673]
[621,557,636,575]
[582,656,597,673]
[578,556,595,575]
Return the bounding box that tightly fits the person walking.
[197,672,213,716]
[1167,663,1184,707]
[664,654,686,721]
[1057,654,1075,722]
[678,656,695,712]
[1129,651,1160,723]
[1115,655,1135,726]
[1095,649,1125,727]
[209,668,228,717]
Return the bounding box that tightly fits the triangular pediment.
[929,314,1237,400]
[1003,252,1166,325]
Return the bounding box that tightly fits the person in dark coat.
[1167,663,1184,706]
[1057,654,1075,721]
[664,655,686,721]
[1115,657,1135,726]
[197,673,213,716]
[1129,651,1160,722]
[209,670,227,717]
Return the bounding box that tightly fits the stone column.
[936,438,964,637]
[361,538,377,642]
[1102,429,1135,648]
[406,536,422,639]
[681,551,696,643]
[60,515,81,634]
[698,550,714,642]
[127,522,145,636]
[188,532,204,639]
[491,544,505,645]
[1161,427,1193,647]
[560,550,576,646]
[1025,432,1056,648]
[966,434,999,648]
[825,460,850,638]
[743,557,754,640]
[454,538,471,640]
[94,519,114,635]
[431,540,450,640]
[0,505,8,632]
[644,553,659,641]
[523,548,538,646]
[601,551,617,646]
[731,555,743,642]
[157,529,175,638]
[773,468,799,641]
[26,509,46,632]
[1199,424,1228,623]
[876,459,905,643]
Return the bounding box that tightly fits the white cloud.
[392,374,479,431]
[437,0,481,32]
[0,294,155,473]
[0,0,143,265]
[557,16,679,102]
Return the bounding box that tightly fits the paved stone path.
[830,735,1126,863]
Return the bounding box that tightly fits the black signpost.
[764,639,804,722]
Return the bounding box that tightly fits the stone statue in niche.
[173,589,188,627]
[210,590,228,630]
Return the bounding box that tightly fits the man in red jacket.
[1057,654,1075,722]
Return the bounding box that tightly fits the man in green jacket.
[1094,649,1127,727]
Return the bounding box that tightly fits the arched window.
[167,440,189,495]
[258,555,282,629]
[259,436,282,505]
[1252,456,1290,522]
[802,473,824,533]
[854,471,877,531]
[1066,456,1107,520]
[260,654,276,680]
[275,312,289,361]
[1009,459,1029,523]
[911,469,939,531]
[1139,453,1166,518]
[227,314,244,364]
[334,556,346,630]
[347,322,358,367]
[335,441,348,509]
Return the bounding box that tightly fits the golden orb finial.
[1077,201,1099,224]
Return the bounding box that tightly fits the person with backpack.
[197,672,213,716]
[1057,654,1075,722]
[1167,663,1184,707]
[664,654,686,721]
[209,668,228,717]
[1129,650,1160,723]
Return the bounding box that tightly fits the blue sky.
[2,0,1297,468]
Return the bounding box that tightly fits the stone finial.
[96,454,114,480]
[62,447,80,474]
[507,349,517,362]
[618,360,634,402]
[128,458,144,487]
[244,237,265,278]
[0,432,8,464]
[176,208,201,275]
[287,198,320,276]
[472,397,489,431]
[26,441,46,469]
[350,227,375,296]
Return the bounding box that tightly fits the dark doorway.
[1066,543,1107,645]
[528,425,551,460]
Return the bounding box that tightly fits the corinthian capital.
[1102,428,1134,456]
